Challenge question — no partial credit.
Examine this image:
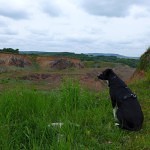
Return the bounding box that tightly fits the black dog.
[98,69,144,131]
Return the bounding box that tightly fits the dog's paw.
[115,123,120,126]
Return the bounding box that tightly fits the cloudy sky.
[0,0,150,57]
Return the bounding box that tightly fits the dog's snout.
[97,74,102,79]
[97,74,101,78]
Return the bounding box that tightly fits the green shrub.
[0,48,19,54]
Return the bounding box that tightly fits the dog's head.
[97,69,113,80]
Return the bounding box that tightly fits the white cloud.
[129,5,150,18]
[0,0,30,20]
[0,0,149,57]
[40,1,61,17]
[75,0,138,17]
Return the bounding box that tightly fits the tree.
[0,48,19,54]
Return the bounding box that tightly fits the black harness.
[123,93,137,100]
[123,86,137,100]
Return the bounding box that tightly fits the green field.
[0,49,149,149]
[0,76,149,149]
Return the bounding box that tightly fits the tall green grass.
[0,79,149,149]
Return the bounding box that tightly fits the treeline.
[0,48,19,54]
[20,51,139,68]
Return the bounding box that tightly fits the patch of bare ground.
[79,65,135,91]
[0,53,32,67]
[36,56,84,69]
[129,70,145,83]
[112,65,136,82]
[80,70,105,91]
[19,73,62,90]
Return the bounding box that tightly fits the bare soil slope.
[36,56,84,69]
[0,53,32,67]
[130,48,150,82]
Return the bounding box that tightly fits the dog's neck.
[108,74,127,88]
[110,75,117,80]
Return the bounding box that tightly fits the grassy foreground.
[0,78,149,149]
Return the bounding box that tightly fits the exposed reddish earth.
[0,53,84,69]
[129,70,145,82]
[0,53,32,67]
[36,56,84,69]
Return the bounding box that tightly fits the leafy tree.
[0,48,19,54]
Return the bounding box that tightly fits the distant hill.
[20,51,139,59]
[86,53,139,59]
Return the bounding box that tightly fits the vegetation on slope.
[138,47,150,71]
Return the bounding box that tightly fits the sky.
[0,0,150,57]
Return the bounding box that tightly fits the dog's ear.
[104,69,113,75]
[97,69,113,80]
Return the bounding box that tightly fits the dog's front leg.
[113,107,120,126]
[111,96,119,126]
[113,106,117,119]
[113,105,118,120]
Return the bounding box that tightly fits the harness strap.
[123,93,137,100]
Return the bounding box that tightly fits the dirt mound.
[51,59,75,69]
[0,53,32,67]
[80,71,105,91]
[20,73,62,81]
[36,56,84,69]
[130,70,145,82]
